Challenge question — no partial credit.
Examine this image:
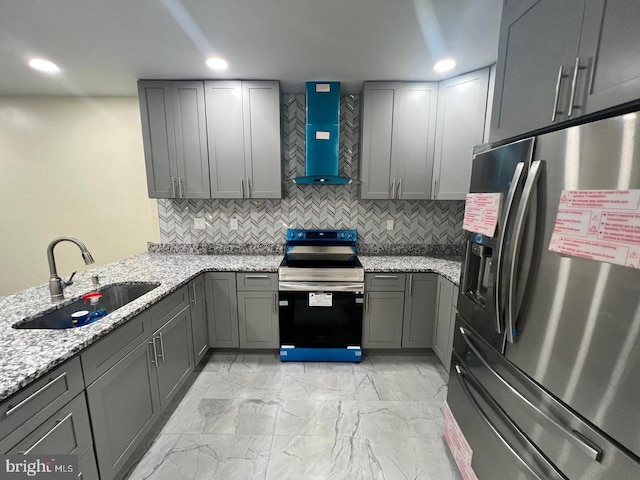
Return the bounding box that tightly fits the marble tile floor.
[121,352,463,480]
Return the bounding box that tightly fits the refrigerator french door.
[448,112,640,479]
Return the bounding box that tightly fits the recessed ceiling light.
[28,58,60,73]
[434,59,456,73]
[206,57,228,70]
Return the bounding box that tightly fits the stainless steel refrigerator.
[446,111,640,479]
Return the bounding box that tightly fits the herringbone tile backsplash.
[157,94,465,245]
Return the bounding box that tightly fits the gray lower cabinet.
[78,448,100,480]
[237,291,279,349]
[87,339,161,480]
[401,273,437,348]
[154,305,194,409]
[205,272,240,348]
[433,276,458,373]
[189,275,209,364]
[138,80,210,199]
[362,291,405,348]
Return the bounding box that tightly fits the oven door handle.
[278,282,364,292]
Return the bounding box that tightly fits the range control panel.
[285,229,357,243]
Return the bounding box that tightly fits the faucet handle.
[61,271,77,290]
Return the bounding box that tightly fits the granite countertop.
[0,252,461,403]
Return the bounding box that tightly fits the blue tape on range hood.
[293,82,352,185]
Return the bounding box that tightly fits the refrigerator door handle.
[494,161,527,336]
[454,364,568,480]
[459,327,602,461]
[506,160,544,344]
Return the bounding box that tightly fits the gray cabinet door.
[401,273,437,348]
[237,291,279,349]
[172,82,211,198]
[433,276,455,371]
[205,272,240,348]
[189,275,209,364]
[433,68,490,200]
[579,0,640,115]
[87,339,161,480]
[138,81,178,198]
[396,82,438,200]
[359,82,398,199]
[205,81,245,198]
[489,0,585,142]
[242,81,283,199]
[155,306,194,410]
[362,291,405,348]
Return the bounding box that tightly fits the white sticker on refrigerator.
[549,189,640,268]
[462,193,502,237]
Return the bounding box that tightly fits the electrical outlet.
[230,218,238,230]
[386,219,394,231]
[194,218,206,230]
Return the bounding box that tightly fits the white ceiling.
[0,0,503,96]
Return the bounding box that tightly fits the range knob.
[297,232,304,238]
[348,233,353,238]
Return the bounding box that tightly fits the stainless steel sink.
[14,282,160,329]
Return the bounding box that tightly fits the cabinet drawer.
[148,285,190,331]
[81,311,152,385]
[1,392,92,457]
[236,273,277,291]
[365,273,406,291]
[78,448,99,480]
[0,356,84,443]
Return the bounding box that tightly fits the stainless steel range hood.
[293,82,352,185]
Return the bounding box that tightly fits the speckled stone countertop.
[0,252,460,403]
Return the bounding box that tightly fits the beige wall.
[0,97,159,296]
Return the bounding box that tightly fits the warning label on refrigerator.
[549,190,640,268]
[462,193,502,237]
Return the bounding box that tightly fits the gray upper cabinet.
[401,273,437,348]
[205,80,283,199]
[579,0,640,115]
[189,275,209,364]
[432,68,490,200]
[205,272,240,348]
[491,0,640,142]
[139,81,210,198]
[360,82,437,200]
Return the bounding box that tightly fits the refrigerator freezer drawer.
[449,315,640,480]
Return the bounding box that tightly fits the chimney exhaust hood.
[293,82,352,185]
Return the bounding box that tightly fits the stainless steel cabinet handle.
[396,178,401,199]
[191,282,197,305]
[567,57,586,117]
[433,179,439,199]
[459,327,602,461]
[247,177,251,198]
[178,177,184,198]
[171,176,177,197]
[390,178,396,199]
[374,275,398,279]
[5,372,68,417]
[150,339,158,366]
[158,333,166,362]
[20,412,74,455]
[495,161,526,336]
[364,293,369,315]
[245,275,269,279]
[240,177,245,198]
[453,365,564,480]
[551,66,568,121]
[408,274,413,296]
[506,160,543,344]
[273,293,277,313]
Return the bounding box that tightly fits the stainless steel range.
[278,229,364,362]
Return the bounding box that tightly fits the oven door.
[278,282,364,348]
